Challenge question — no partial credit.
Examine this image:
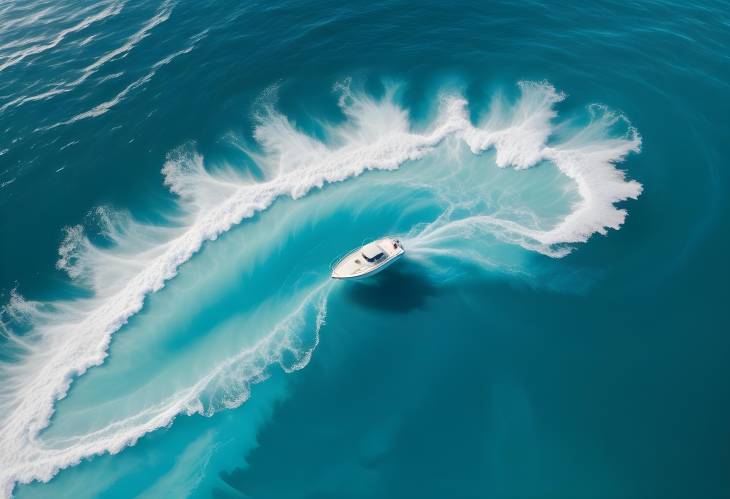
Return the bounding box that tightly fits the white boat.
[331,237,405,280]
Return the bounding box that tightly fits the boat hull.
[331,251,404,280]
[331,237,405,280]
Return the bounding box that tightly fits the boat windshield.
[361,243,385,262]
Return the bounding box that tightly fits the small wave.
[58,140,79,151]
[0,36,47,53]
[77,35,97,47]
[38,30,206,130]
[76,0,175,85]
[0,2,125,73]
[0,6,58,33]
[97,71,124,83]
[0,0,175,114]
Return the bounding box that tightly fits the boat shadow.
[340,259,440,313]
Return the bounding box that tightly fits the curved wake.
[0,80,641,497]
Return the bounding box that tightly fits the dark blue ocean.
[1,1,729,497]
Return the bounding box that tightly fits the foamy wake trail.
[0,80,640,497]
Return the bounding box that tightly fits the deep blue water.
[1,0,729,497]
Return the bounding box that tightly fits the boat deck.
[331,237,404,279]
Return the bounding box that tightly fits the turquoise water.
[1,0,729,497]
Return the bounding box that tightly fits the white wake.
[0,80,641,497]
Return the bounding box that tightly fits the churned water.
[1,1,729,497]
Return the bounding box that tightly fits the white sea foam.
[409,85,641,256]
[0,81,641,497]
[0,283,328,498]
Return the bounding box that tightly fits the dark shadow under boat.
[340,259,440,313]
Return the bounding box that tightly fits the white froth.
[0,81,641,497]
